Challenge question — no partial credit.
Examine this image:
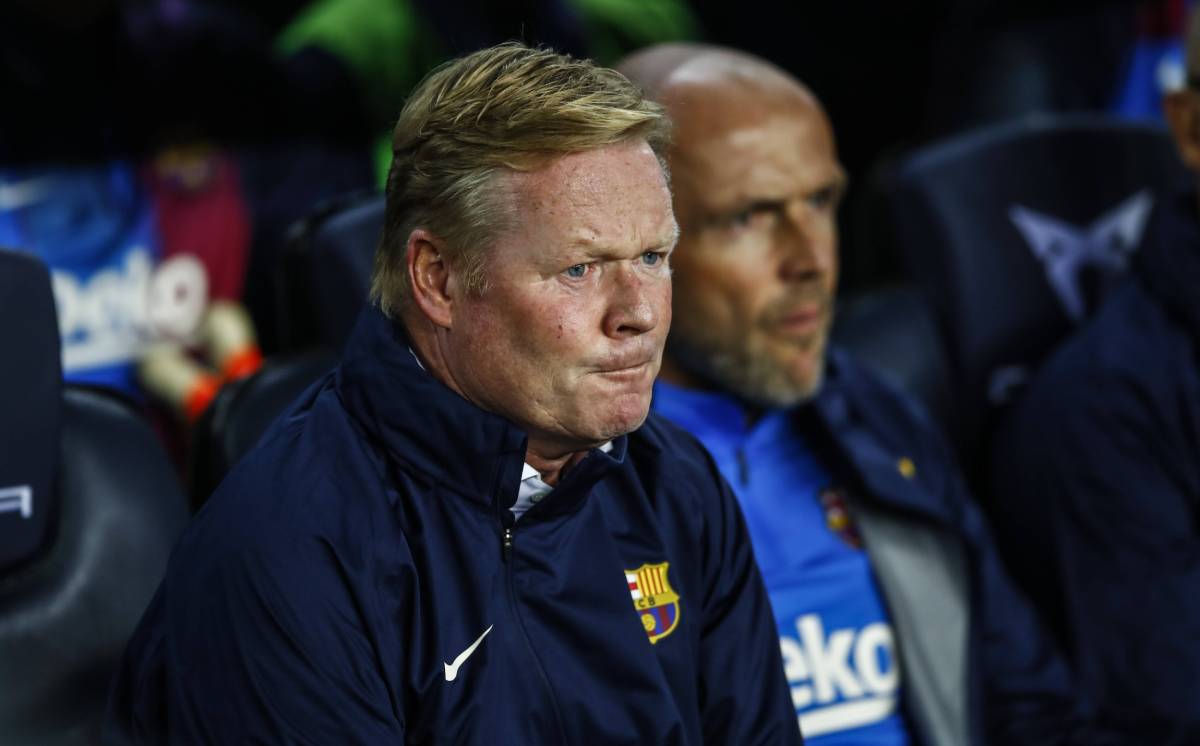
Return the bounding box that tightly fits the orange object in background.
[139,299,263,423]
[201,301,263,382]
[139,345,221,425]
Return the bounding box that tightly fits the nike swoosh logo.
[444,625,493,682]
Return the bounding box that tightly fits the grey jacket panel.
[854,498,970,746]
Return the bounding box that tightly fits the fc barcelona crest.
[625,562,681,644]
[819,485,863,549]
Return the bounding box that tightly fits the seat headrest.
[0,248,62,572]
[881,114,1186,444]
[281,192,384,351]
[832,285,954,436]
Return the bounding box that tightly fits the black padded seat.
[868,113,1186,460]
[278,191,384,352]
[0,388,189,744]
[0,248,188,744]
[832,284,954,438]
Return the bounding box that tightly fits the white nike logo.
[444,625,493,682]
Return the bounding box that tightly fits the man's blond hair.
[370,42,671,318]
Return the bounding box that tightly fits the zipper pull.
[502,527,513,561]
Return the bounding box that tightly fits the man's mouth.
[773,303,827,337]
[594,355,656,381]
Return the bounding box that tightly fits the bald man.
[988,12,1200,742]
[619,45,1093,746]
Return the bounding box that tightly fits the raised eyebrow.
[710,198,787,224]
[744,198,788,212]
[562,237,615,260]
[567,229,680,259]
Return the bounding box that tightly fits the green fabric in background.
[277,0,699,186]
[276,0,445,128]
[573,0,699,65]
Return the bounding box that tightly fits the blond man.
[104,43,799,745]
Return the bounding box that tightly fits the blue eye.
[642,252,662,266]
[565,264,588,279]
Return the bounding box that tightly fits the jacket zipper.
[499,521,569,742]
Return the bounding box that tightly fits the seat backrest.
[877,114,1185,452]
[189,350,337,507]
[0,249,189,745]
[0,248,60,573]
[279,191,384,352]
[832,284,955,439]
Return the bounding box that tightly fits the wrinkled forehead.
[493,140,678,252]
[662,58,826,160]
[507,139,672,211]
[667,83,837,201]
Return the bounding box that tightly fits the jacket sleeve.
[992,375,1200,744]
[949,469,1089,745]
[696,467,805,745]
[106,522,406,745]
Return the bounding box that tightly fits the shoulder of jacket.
[825,347,943,448]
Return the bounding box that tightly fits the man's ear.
[407,228,456,329]
[1164,90,1200,171]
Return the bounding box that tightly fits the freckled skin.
[442,140,678,462]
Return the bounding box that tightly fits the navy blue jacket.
[791,350,1086,745]
[990,185,1200,743]
[104,309,800,745]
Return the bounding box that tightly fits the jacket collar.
[335,307,627,517]
[656,350,952,526]
[1138,182,1200,340]
[811,350,954,527]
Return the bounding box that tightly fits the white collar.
[407,346,614,519]
[512,441,613,520]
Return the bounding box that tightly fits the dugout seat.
[832,284,955,438]
[277,191,384,352]
[0,248,188,745]
[867,113,1185,464]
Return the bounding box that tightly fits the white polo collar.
[512,441,613,520]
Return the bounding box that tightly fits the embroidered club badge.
[625,561,681,644]
[819,485,863,549]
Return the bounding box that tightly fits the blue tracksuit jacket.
[653,345,1100,745]
[103,307,801,745]
[787,350,1092,745]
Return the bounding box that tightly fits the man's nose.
[603,265,662,338]
[777,202,833,282]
